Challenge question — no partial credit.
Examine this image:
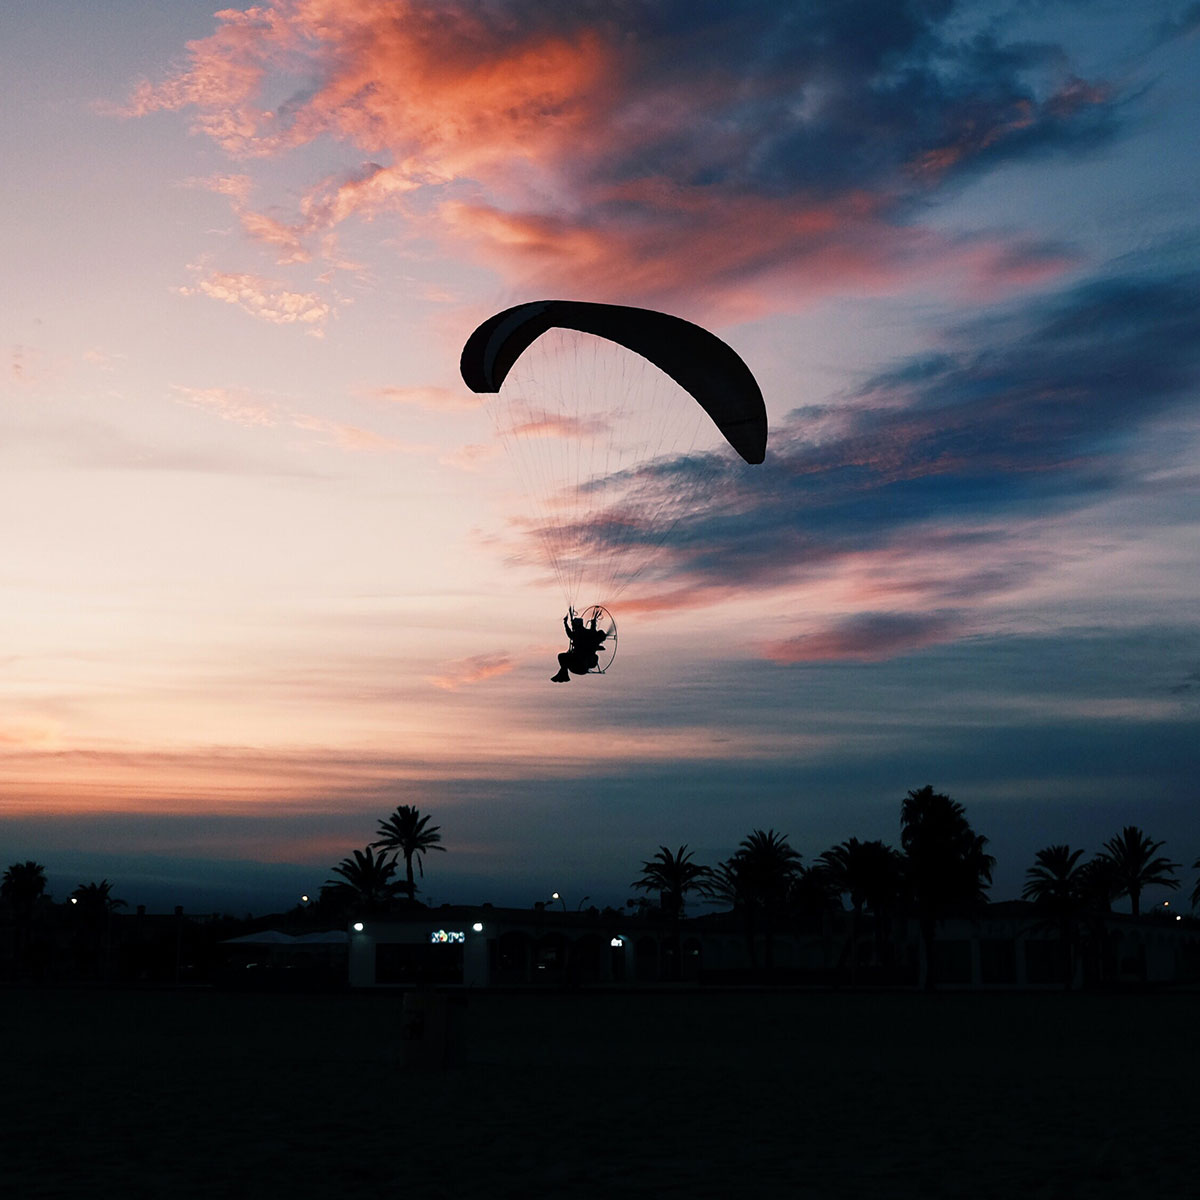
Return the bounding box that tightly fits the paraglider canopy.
[460,300,767,464]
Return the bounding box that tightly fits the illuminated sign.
[430,929,465,944]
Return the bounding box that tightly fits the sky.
[2,0,1198,916]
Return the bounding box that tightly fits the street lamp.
[551,891,566,912]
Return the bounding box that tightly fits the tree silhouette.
[325,847,401,914]
[2,860,48,978]
[631,845,710,915]
[371,805,445,903]
[69,880,127,979]
[632,845,711,981]
[1192,857,1200,910]
[1097,826,1179,918]
[704,830,801,975]
[818,838,904,982]
[900,786,994,990]
[1022,846,1087,989]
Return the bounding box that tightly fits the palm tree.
[1076,854,1121,985]
[818,838,905,981]
[69,880,127,979]
[704,830,801,976]
[632,845,710,915]
[1022,846,1087,989]
[325,847,401,914]
[371,805,445,903]
[2,860,48,977]
[900,786,995,990]
[1097,826,1179,918]
[631,845,711,981]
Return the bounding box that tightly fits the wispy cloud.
[567,258,1200,653]
[175,266,332,332]
[171,385,417,454]
[762,611,966,663]
[427,653,516,690]
[367,384,480,412]
[127,0,1124,312]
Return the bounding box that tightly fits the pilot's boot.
[551,668,571,682]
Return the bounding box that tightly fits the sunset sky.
[3,1,1198,915]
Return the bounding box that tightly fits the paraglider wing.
[460,300,767,464]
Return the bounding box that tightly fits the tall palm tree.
[1022,845,1087,989]
[70,880,127,979]
[632,845,711,981]
[325,847,401,914]
[1076,854,1121,985]
[1097,826,1179,918]
[704,830,801,975]
[2,860,47,914]
[818,838,904,981]
[371,805,445,903]
[2,860,48,976]
[901,786,994,990]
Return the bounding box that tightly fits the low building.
[348,900,1200,990]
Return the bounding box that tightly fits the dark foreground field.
[2,986,1197,1198]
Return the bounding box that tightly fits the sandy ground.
[1,986,1196,1198]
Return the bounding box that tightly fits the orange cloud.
[176,267,331,332]
[427,653,517,690]
[128,2,1094,314]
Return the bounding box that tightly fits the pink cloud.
[128,2,1092,314]
[176,267,331,332]
[427,653,515,691]
[368,384,480,411]
[762,612,964,663]
[507,410,612,440]
[171,385,419,454]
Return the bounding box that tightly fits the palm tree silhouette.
[900,786,994,990]
[1097,826,1179,918]
[705,829,801,976]
[631,845,711,981]
[2,860,47,977]
[818,838,904,982]
[1022,845,1087,989]
[325,847,401,914]
[371,805,445,904]
[69,880,127,979]
[1192,857,1200,910]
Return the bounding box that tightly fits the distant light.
[472,922,484,932]
[352,921,364,932]
[70,897,78,905]
[1176,915,1182,922]
[610,937,623,948]
[551,892,561,901]
[301,894,309,903]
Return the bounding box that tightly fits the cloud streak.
[128,0,1123,312]
[171,385,417,454]
[567,259,1200,653]
[176,267,331,332]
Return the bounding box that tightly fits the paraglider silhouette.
[460,300,767,678]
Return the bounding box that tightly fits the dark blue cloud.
[584,262,1200,597]
[564,0,1124,205]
